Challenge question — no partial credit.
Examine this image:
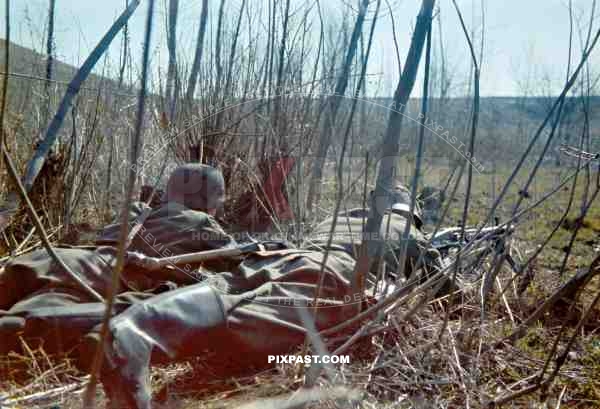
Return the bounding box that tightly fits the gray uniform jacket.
[304,208,430,278]
[0,202,234,354]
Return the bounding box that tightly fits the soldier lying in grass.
[0,164,235,354]
[77,183,440,409]
[304,184,440,281]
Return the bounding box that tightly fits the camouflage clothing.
[0,201,235,354]
[304,208,431,278]
[96,201,234,260]
[83,249,357,408]
[84,207,435,408]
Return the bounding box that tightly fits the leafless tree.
[165,0,179,121]
[306,0,370,214]
[184,0,209,106]
[364,0,435,268]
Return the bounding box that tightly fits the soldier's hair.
[167,164,222,190]
[165,164,225,210]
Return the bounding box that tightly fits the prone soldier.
[78,183,440,408]
[305,184,439,281]
[0,164,235,354]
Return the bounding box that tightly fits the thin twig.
[1,145,103,301]
[82,0,155,406]
[0,0,9,148]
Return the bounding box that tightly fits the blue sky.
[1,0,598,97]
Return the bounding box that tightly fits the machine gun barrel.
[431,224,514,250]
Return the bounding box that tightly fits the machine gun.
[430,223,521,276]
[431,224,513,252]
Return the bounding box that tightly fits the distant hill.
[0,39,597,142]
[0,39,123,115]
[1,39,92,84]
[0,38,124,87]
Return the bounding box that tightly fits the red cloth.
[262,157,295,221]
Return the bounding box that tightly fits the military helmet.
[165,164,225,212]
[370,184,423,229]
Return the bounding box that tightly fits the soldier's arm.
[196,215,237,250]
[96,202,151,245]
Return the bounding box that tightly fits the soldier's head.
[165,164,225,215]
[419,186,445,208]
[369,184,423,229]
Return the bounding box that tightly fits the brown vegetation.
[0,0,600,407]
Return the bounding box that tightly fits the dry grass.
[2,258,599,408]
[1,163,600,408]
